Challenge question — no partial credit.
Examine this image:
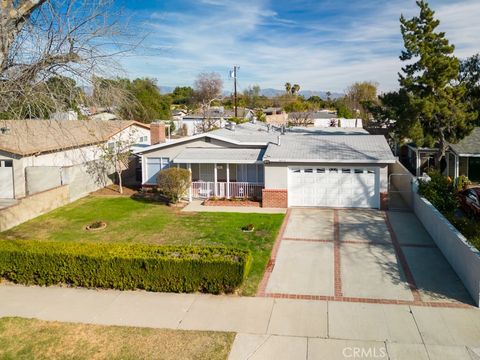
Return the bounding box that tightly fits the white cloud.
[119,0,480,93]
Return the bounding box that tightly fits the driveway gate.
[388,173,413,211]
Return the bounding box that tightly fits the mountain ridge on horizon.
[158,85,343,99]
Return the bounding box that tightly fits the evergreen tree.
[398,0,475,167]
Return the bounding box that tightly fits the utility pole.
[231,65,239,117]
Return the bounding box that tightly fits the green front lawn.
[0,317,234,360]
[0,196,284,295]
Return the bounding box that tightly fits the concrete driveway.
[262,208,473,306]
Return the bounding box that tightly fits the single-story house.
[402,127,480,182]
[0,119,150,200]
[135,121,395,209]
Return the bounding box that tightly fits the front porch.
[172,147,266,201]
[191,181,263,200]
[185,162,264,200]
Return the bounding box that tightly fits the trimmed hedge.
[0,241,252,294]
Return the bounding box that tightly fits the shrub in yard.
[418,170,458,214]
[446,215,480,250]
[454,175,471,191]
[0,241,252,294]
[157,167,191,203]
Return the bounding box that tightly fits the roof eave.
[263,158,396,164]
[173,159,263,164]
[134,133,268,155]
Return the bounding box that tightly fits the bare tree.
[344,81,379,122]
[289,112,314,127]
[194,72,223,133]
[0,0,137,119]
[97,126,139,194]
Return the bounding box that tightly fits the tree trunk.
[0,0,46,73]
[117,169,123,194]
[434,129,447,170]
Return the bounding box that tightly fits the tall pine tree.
[398,0,475,167]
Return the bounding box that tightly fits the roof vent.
[225,121,236,131]
[0,126,10,135]
[267,124,271,132]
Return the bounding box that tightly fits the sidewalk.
[1,284,480,359]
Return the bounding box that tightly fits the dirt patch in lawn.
[0,317,234,360]
[92,185,139,196]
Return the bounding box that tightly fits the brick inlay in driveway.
[260,208,474,308]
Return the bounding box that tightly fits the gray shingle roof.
[211,122,280,143]
[264,134,395,163]
[449,128,480,155]
[173,147,265,164]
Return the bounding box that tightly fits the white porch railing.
[191,182,264,199]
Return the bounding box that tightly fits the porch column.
[226,164,230,199]
[446,153,449,178]
[455,154,460,178]
[214,163,218,197]
[416,150,421,177]
[187,163,192,202]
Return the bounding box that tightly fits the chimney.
[150,121,166,145]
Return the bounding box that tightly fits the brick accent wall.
[262,189,288,208]
[380,192,388,210]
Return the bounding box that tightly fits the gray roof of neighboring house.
[263,134,395,163]
[173,147,265,164]
[449,128,480,155]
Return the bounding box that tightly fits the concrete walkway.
[1,284,480,359]
[181,200,286,214]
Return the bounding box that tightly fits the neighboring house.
[90,112,117,121]
[402,128,480,182]
[264,107,288,125]
[135,122,395,209]
[174,107,254,136]
[172,109,188,120]
[0,119,150,200]
[50,110,78,121]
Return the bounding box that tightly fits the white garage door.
[288,167,380,208]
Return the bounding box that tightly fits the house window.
[342,168,351,174]
[354,169,364,174]
[0,160,12,167]
[107,142,115,150]
[138,135,148,143]
[237,164,264,183]
[329,168,338,173]
[304,168,313,173]
[316,168,325,173]
[146,157,169,184]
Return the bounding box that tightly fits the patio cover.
[173,147,265,164]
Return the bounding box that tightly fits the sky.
[117,0,480,94]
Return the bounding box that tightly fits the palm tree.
[284,82,292,94]
[292,84,300,95]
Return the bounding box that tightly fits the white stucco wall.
[413,192,480,307]
[5,123,147,198]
